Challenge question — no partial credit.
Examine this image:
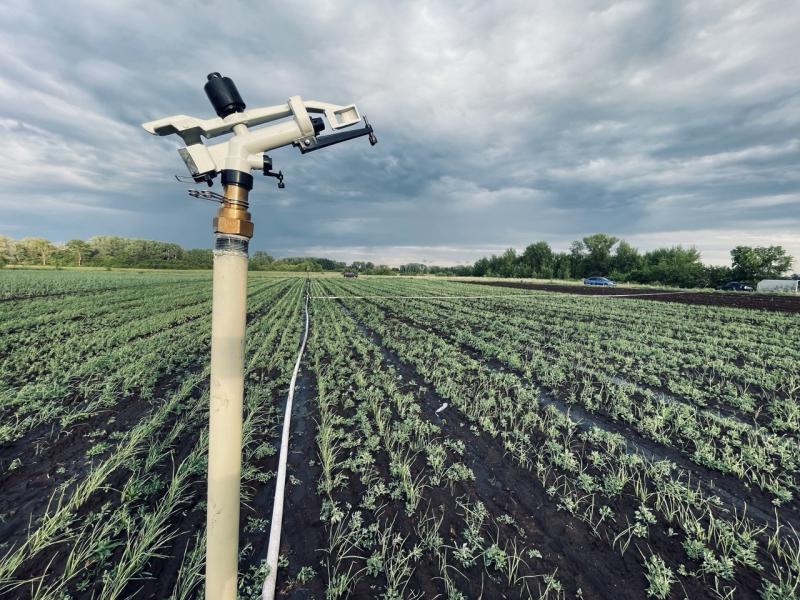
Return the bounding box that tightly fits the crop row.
[0,270,211,301]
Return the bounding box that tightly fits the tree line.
[427,233,795,288]
[0,236,340,272]
[1,234,794,288]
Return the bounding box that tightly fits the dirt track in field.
[460,280,800,313]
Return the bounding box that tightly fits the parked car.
[342,271,358,278]
[716,281,753,291]
[583,276,616,287]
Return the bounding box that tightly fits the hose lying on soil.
[262,284,310,600]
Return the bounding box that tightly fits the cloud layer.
[1,0,798,266]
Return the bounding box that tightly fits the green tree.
[64,239,92,266]
[88,236,127,266]
[610,240,642,278]
[249,251,274,271]
[703,265,735,288]
[632,246,704,287]
[271,258,322,272]
[18,237,55,266]
[553,252,572,279]
[730,246,794,283]
[0,236,13,267]
[371,265,396,275]
[350,261,375,273]
[473,257,490,277]
[183,248,213,269]
[582,233,619,276]
[309,257,346,271]
[399,263,428,275]
[521,241,554,278]
[569,240,586,277]
[498,248,518,277]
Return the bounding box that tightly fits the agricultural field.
[0,271,305,599]
[1,271,799,599]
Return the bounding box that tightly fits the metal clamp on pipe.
[142,72,377,600]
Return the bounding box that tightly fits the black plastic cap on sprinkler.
[204,72,246,118]
[310,116,325,135]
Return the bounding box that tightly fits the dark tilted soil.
[460,280,800,313]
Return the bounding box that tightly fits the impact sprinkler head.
[142,73,378,207]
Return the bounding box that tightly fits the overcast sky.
[1,0,798,266]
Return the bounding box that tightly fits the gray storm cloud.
[0,0,798,265]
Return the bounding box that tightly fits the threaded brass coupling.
[213,184,254,238]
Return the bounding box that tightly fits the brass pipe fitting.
[213,184,254,238]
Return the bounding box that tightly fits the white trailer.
[756,279,799,293]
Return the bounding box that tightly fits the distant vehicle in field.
[343,271,358,278]
[583,276,616,287]
[756,279,798,293]
[716,281,753,292]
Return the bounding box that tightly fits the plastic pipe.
[262,285,310,600]
[206,234,250,600]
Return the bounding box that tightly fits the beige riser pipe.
[206,239,249,600]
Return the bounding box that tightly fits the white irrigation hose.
[262,286,310,600]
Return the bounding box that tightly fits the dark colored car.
[583,276,616,287]
[716,281,753,291]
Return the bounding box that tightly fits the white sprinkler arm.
[143,92,372,181]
